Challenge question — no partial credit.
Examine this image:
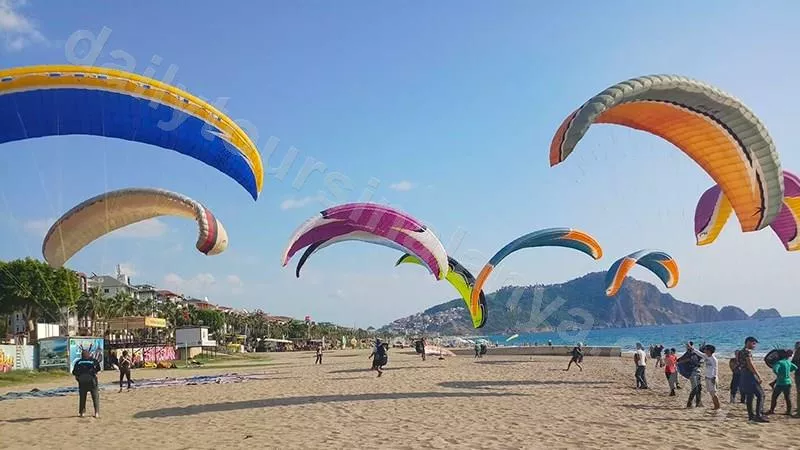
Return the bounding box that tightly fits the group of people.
[635,337,800,423]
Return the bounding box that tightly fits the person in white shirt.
[634,343,648,389]
[691,343,720,410]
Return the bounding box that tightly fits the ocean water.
[486,316,800,357]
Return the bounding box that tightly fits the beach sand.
[0,350,795,449]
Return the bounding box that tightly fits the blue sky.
[1,1,799,326]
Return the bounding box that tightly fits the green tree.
[0,258,80,342]
[76,287,112,335]
[194,309,225,341]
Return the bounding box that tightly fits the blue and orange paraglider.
[550,74,784,234]
[471,228,603,317]
[0,65,263,199]
[605,250,679,297]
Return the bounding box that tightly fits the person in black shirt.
[369,339,388,377]
[72,350,101,418]
[564,343,584,371]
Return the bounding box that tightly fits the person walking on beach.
[653,344,664,369]
[72,349,101,418]
[737,336,768,423]
[793,342,800,416]
[664,349,678,396]
[474,342,481,359]
[766,349,797,416]
[691,343,720,410]
[419,338,427,361]
[679,343,703,408]
[730,350,743,404]
[118,350,133,392]
[369,339,387,377]
[565,343,583,372]
[315,345,323,364]
[634,343,648,389]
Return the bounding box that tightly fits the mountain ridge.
[380,271,781,335]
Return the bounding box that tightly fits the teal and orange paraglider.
[605,250,679,297]
[471,228,603,316]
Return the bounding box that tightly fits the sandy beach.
[0,351,795,450]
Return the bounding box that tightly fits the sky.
[1,1,800,327]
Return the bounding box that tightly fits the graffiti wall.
[69,338,104,372]
[0,345,36,372]
[39,338,69,369]
[110,345,176,364]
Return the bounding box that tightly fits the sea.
[483,316,800,357]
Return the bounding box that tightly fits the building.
[156,290,183,304]
[184,297,215,310]
[134,284,158,303]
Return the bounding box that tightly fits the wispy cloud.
[389,181,416,192]
[162,272,216,298]
[23,217,53,238]
[280,195,324,210]
[0,0,47,52]
[118,262,138,277]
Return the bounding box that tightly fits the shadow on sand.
[439,380,614,390]
[327,366,440,374]
[133,391,528,419]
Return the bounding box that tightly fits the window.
[104,288,109,293]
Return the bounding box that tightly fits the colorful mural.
[69,338,104,372]
[110,345,176,364]
[39,338,69,369]
[0,345,37,372]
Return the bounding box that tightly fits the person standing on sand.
[766,349,796,416]
[737,336,768,423]
[730,350,743,404]
[653,344,664,369]
[691,343,720,410]
[664,349,678,396]
[474,342,480,359]
[420,338,426,361]
[118,350,133,392]
[72,349,101,418]
[564,343,583,372]
[634,343,648,389]
[315,345,323,364]
[680,343,703,409]
[793,342,800,416]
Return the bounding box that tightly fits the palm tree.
[77,287,110,335]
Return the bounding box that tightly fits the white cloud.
[23,217,54,238]
[118,262,138,277]
[226,275,243,287]
[0,0,47,52]
[389,181,415,192]
[162,272,217,297]
[280,195,324,210]
[109,218,168,238]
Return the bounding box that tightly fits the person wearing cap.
[736,336,768,423]
[564,343,583,372]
